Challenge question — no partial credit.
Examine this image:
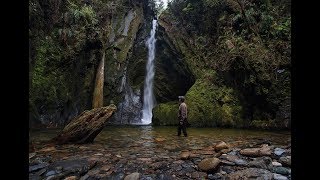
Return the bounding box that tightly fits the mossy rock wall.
[153,73,243,127]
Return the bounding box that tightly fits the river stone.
[38,146,57,152]
[240,144,272,157]
[274,148,286,156]
[191,171,207,179]
[29,162,49,172]
[272,167,291,175]
[273,173,288,180]
[29,153,36,159]
[215,141,229,152]
[124,172,140,180]
[180,151,190,160]
[226,168,273,179]
[220,154,247,166]
[155,138,166,142]
[279,156,291,167]
[208,173,223,180]
[220,160,236,166]
[272,161,282,167]
[198,158,220,172]
[248,157,272,170]
[64,176,78,180]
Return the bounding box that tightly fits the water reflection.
[30,126,290,153]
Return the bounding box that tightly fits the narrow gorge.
[29,0,291,179]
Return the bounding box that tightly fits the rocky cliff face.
[152,0,291,129]
[29,0,196,127]
[29,0,152,127]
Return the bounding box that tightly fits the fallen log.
[51,104,117,144]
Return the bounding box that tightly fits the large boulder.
[240,144,272,157]
[248,157,273,170]
[198,158,220,172]
[215,141,229,151]
[51,104,117,144]
[279,156,291,167]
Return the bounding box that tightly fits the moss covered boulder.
[152,101,178,125]
[153,71,243,127]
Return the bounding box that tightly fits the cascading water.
[141,19,157,124]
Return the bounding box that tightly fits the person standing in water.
[178,96,188,137]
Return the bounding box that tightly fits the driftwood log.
[51,104,117,144]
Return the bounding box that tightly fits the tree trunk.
[51,104,117,144]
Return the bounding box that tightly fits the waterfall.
[92,51,105,108]
[141,19,157,124]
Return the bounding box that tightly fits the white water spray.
[141,19,157,124]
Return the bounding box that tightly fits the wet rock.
[36,168,47,176]
[86,169,100,176]
[228,149,239,156]
[215,141,229,152]
[155,138,166,142]
[208,173,223,180]
[220,148,231,154]
[226,168,273,179]
[191,171,207,179]
[192,158,202,165]
[112,172,125,179]
[151,162,168,170]
[279,156,291,167]
[64,176,78,180]
[272,161,282,167]
[274,148,286,156]
[272,167,291,175]
[38,146,57,153]
[234,159,248,166]
[248,157,273,170]
[220,154,247,166]
[137,158,152,162]
[201,145,215,151]
[124,172,140,180]
[46,159,95,176]
[198,150,215,155]
[180,151,190,160]
[93,153,103,156]
[273,173,288,180]
[100,165,111,173]
[156,173,173,180]
[173,160,184,164]
[45,170,57,177]
[240,144,272,157]
[173,165,182,171]
[29,162,49,172]
[198,158,220,172]
[220,160,236,166]
[29,174,41,180]
[221,166,235,174]
[29,153,36,159]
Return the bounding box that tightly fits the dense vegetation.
[29,0,290,129]
[153,0,290,129]
[29,0,154,126]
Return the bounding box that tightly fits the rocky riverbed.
[29,126,291,179]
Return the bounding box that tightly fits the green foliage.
[204,0,223,7]
[153,73,243,127]
[162,0,291,128]
[30,37,71,112]
[185,78,242,127]
[152,102,179,125]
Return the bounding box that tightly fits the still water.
[30,125,290,151]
